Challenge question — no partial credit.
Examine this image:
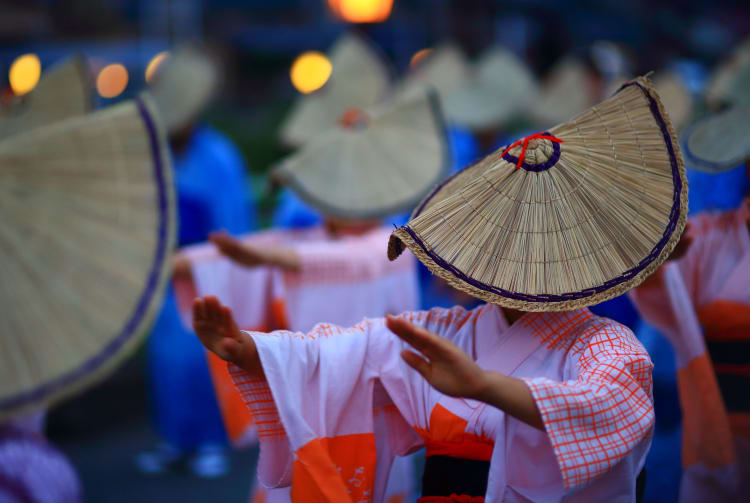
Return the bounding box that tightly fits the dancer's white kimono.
[176,225,419,503]
[630,200,750,502]
[230,304,654,502]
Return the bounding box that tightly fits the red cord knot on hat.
[500,132,564,171]
[338,107,369,129]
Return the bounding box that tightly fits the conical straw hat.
[396,44,471,102]
[682,105,750,173]
[531,57,598,129]
[653,70,693,131]
[280,34,391,147]
[272,89,448,219]
[389,77,688,312]
[147,46,219,133]
[0,55,92,140]
[442,47,537,130]
[706,38,750,108]
[0,97,176,419]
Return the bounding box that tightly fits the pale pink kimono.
[176,225,419,503]
[230,304,654,502]
[630,200,750,502]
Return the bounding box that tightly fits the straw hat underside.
[0,98,176,419]
[149,47,219,133]
[274,91,448,219]
[390,78,688,311]
[397,45,470,102]
[280,35,390,146]
[0,56,92,141]
[653,72,692,130]
[683,105,750,173]
[443,49,536,129]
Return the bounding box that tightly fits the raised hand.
[386,315,489,399]
[386,315,543,429]
[192,295,264,378]
[210,231,267,268]
[209,231,301,271]
[172,252,192,278]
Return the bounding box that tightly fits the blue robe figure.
[139,125,255,478]
[272,187,321,229]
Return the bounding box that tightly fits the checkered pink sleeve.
[523,321,654,489]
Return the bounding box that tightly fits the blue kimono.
[149,125,255,450]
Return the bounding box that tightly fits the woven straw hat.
[280,34,391,147]
[531,57,598,129]
[0,56,92,141]
[442,47,537,130]
[147,46,219,133]
[706,38,750,108]
[389,77,688,311]
[0,97,176,419]
[272,89,448,219]
[396,44,470,103]
[653,70,693,131]
[682,105,750,173]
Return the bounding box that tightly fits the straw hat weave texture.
[0,97,176,419]
[273,89,448,219]
[0,56,92,141]
[389,77,688,311]
[280,34,390,147]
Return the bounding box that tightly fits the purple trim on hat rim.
[400,81,684,303]
[0,99,171,410]
[501,132,562,173]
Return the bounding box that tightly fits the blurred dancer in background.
[630,93,750,500]
[137,47,256,478]
[176,88,447,502]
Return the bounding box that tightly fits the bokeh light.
[9,54,42,96]
[290,52,333,94]
[410,48,433,69]
[328,0,394,23]
[145,51,169,83]
[96,63,129,98]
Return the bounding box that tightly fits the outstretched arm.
[193,295,265,379]
[386,315,543,430]
[210,231,301,271]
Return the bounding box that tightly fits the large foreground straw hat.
[531,57,600,129]
[272,89,448,219]
[148,46,220,133]
[396,44,470,103]
[682,105,750,173]
[280,34,391,147]
[442,47,537,130]
[389,77,688,311]
[0,97,176,419]
[0,56,92,140]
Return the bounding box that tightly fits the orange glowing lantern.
[96,64,129,98]
[327,0,394,23]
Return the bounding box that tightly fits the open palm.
[386,315,488,399]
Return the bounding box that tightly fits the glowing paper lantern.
[327,0,394,23]
[9,54,42,96]
[145,51,169,83]
[290,51,333,94]
[96,64,129,98]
